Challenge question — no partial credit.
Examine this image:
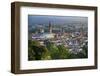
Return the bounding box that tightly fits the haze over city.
[28,15,88,26]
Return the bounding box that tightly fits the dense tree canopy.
[28,40,88,60]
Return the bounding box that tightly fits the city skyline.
[28,15,88,33]
[28,15,88,60]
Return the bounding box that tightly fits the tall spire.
[49,21,52,33]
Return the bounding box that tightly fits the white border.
[20,6,95,70]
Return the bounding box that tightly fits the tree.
[41,46,51,60]
[46,43,60,59]
[28,40,38,60]
[28,46,35,60]
[57,45,71,59]
[28,40,51,60]
[46,42,72,59]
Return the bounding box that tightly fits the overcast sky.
[28,15,88,26]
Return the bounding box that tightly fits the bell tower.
[49,21,52,33]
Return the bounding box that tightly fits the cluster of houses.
[31,22,88,54]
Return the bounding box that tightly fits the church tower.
[49,22,52,33]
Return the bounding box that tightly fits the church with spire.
[32,21,55,40]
